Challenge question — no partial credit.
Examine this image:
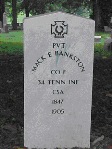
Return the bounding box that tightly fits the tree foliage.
[91,0,112,31]
[99,0,112,27]
[21,0,92,17]
[1,0,112,31]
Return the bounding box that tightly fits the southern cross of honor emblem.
[51,21,68,38]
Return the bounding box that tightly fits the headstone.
[3,12,8,33]
[111,29,112,38]
[104,29,112,51]
[3,12,7,26]
[24,12,95,149]
[110,17,112,29]
[4,24,9,33]
[104,26,111,32]
[104,38,112,51]
[0,21,2,28]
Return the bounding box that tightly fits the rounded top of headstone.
[3,12,6,15]
[23,11,95,24]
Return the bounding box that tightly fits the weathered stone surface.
[24,12,95,149]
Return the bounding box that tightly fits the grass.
[0,31,23,54]
[0,31,23,43]
[0,30,112,57]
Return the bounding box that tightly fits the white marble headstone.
[3,12,7,26]
[24,12,95,149]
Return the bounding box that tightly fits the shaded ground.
[0,55,112,149]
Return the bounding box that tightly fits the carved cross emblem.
[51,21,68,38]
